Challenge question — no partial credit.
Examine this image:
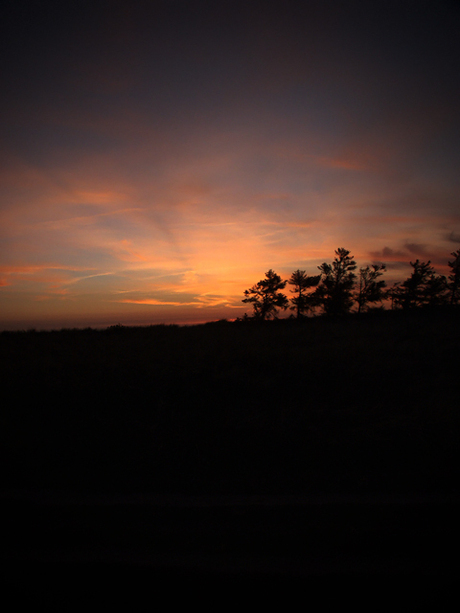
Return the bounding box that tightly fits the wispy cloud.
[118,298,200,307]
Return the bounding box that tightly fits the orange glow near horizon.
[1,158,459,330]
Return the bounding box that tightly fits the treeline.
[241,247,460,319]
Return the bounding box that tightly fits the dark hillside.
[2,310,459,603]
[2,309,459,497]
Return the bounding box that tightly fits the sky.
[1,0,460,329]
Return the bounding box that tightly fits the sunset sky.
[1,0,460,329]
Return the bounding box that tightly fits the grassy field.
[2,308,459,497]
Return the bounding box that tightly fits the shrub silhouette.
[288,270,321,319]
[448,249,460,305]
[242,269,288,320]
[355,264,387,313]
[391,260,446,309]
[314,248,357,315]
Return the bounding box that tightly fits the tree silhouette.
[288,270,321,319]
[355,264,386,313]
[391,259,446,309]
[447,249,460,305]
[424,272,447,306]
[314,248,357,315]
[242,269,288,320]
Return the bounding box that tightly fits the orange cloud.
[0,264,94,276]
[118,298,200,306]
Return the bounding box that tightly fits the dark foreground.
[2,492,457,609]
[1,310,459,606]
